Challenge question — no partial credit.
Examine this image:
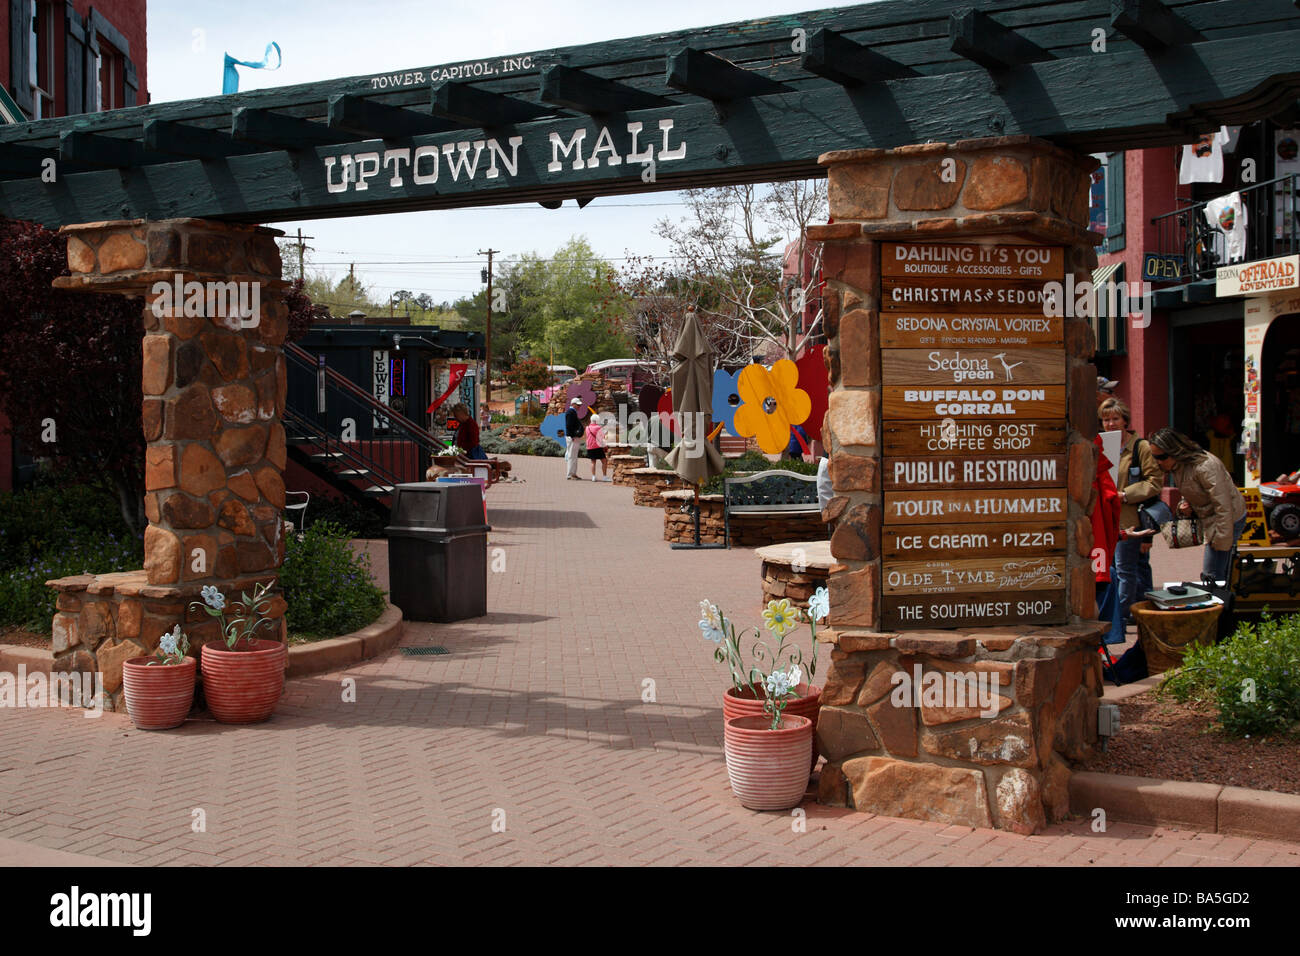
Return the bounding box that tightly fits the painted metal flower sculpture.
[731,360,811,455]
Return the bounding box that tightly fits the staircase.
[283,342,447,520]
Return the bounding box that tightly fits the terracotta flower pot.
[200,639,286,724]
[122,656,196,730]
[723,714,814,811]
[723,683,822,767]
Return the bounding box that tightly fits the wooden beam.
[430,81,550,126]
[801,27,917,86]
[59,131,170,167]
[540,64,672,114]
[949,9,1054,71]
[143,119,258,159]
[232,108,346,149]
[0,142,62,176]
[5,30,1300,226]
[1110,0,1202,51]
[328,93,457,139]
[666,47,788,99]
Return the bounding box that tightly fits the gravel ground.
[0,627,48,649]
[1080,690,1300,794]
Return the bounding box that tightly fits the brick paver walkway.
[1,455,1296,866]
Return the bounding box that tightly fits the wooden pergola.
[0,0,1298,225]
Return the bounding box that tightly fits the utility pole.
[294,227,314,280]
[478,248,500,404]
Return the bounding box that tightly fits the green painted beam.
[539,65,672,114]
[430,81,552,126]
[801,28,918,85]
[143,119,259,159]
[1111,0,1203,49]
[950,9,1057,70]
[3,28,1298,227]
[58,131,172,168]
[232,108,350,149]
[327,94,457,139]
[666,48,791,99]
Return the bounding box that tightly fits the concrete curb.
[286,603,404,678]
[1070,771,1300,843]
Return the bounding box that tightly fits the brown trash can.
[1131,600,1224,673]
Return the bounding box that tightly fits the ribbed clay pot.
[724,683,822,767]
[122,656,196,730]
[724,714,814,811]
[200,639,286,724]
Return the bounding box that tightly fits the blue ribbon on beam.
[223,42,282,94]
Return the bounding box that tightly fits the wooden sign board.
[883,556,1066,594]
[884,420,1067,457]
[882,590,1067,629]
[882,279,1052,313]
[883,454,1067,490]
[882,386,1066,420]
[881,312,1064,349]
[883,523,1066,559]
[881,349,1064,387]
[884,489,1067,525]
[882,242,1065,281]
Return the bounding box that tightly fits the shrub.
[1159,612,1300,737]
[0,530,141,632]
[0,480,134,572]
[279,522,386,638]
[301,496,387,539]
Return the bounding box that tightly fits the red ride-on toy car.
[1261,470,1300,539]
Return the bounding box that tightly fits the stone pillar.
[46,219,287,711]
[808,137,1108,833]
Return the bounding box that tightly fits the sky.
[146,0,838,308]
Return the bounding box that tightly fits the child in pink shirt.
[585,417,611,481]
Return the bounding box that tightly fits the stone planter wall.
[628,467,691,506]
[46,218,287,710]
[610,454,646,485]
[814,627,1103,834]
[661,491,828,547]
[758,541,833,611]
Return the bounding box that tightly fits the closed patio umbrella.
[664,313,725,548]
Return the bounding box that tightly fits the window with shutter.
[9,0,34,115]
[1105,150,1126,253]
[64,1,86,115]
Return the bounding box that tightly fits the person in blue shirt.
[783,424,809,461]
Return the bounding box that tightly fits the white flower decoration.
[699,600,722,632]
[201,585,226,610]
[808,587,829,622]
[698,619,724,643]
[159,625,181,657]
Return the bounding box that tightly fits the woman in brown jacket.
[1100,398,1162,622]
[1147,427,1247,581]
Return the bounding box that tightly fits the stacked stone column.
[809,137,1108,833]
[47,218,288,711]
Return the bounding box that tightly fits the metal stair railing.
[284,342,452,495]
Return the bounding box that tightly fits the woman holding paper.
[1100,398,1163,624]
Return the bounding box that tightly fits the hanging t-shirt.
[1205,192,1248,262]
[1179,127,1230,184]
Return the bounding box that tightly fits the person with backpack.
[1100,397,1163,625]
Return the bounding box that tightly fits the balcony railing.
[1150,173,1300,283]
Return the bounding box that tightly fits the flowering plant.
[149,625,189,666]
[442,444,466,457]
[701,588,828,729]
[190,582,277,650]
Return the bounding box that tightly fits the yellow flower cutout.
[731,360,811,455]
[762,598,799,638]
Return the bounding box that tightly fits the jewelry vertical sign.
[878,241,1070,629]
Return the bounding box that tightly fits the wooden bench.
[718,434,750,458]
[723,470,822,548]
